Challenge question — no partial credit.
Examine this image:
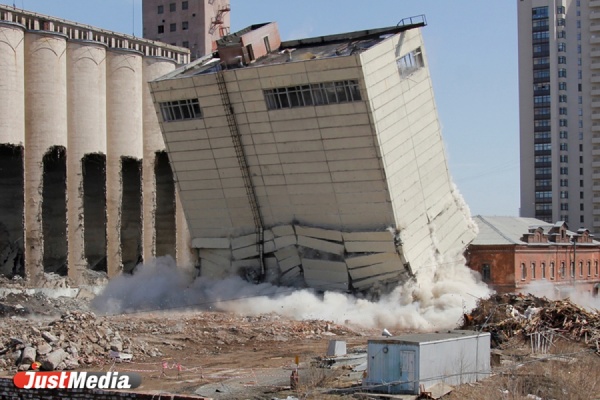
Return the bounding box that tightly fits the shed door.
[399,350,416,392]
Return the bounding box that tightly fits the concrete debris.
[461,293,600,353]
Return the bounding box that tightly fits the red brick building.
[466,216,600,296]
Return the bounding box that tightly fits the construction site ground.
[0,285,599,399]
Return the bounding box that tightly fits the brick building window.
[541,263,546,279]
[170,2,176,12]
[571,261,575,277]
[531,263,536,280]
[158,5,164,14]
[588,261,592,277]
[579,261,584,277]
[182,1,188,10]
[158,25,164,34]
[596,261,599,276]
[481,264,491,283]
[170,23,176,32]
[521,263,527,280]
[561,262,566,278]
[550,262,555,279]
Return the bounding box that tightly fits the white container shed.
[363,330,490,395]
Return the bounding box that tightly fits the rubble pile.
[462,293,600,352]
[0,310,149,372]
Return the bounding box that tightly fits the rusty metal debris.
[461,293,600,354]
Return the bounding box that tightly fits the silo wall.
[24,31,68,282]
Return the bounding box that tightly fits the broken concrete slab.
[231,233,259,250]
[302,258,348,291]
[274,246,298,261]
[295,225,343,242]
[279,254,302,273]
[345,240,396,253]
[348,260,402,281]
[272,225,295,237]
[232,244,259,260]
[199,249,232,266]
[351,272,401,290]
[297,236,344,256]
[274,235,297,250]
[342,231,393,242]
[346,252,400,269]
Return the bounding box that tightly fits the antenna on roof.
[132,0,135,37]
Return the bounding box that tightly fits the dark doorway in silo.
[155,151,176,258]
[42,146,67,275]
[0,144,24,277]
[121,157,142,273]
[83,153,107,272]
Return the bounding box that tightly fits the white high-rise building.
[518,0,599,232]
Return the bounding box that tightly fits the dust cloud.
[522,280,600,311]
[92,250,492,332]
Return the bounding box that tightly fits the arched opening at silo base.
[0,144,24,277]
[42,146,67,275]
[155,151,176,259]
[121,157,142,274]
[83,153,107,272]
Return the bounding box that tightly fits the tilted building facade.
[150,20,476,292]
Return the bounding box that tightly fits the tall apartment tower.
[518,0,598,231]
[142,0,230,59]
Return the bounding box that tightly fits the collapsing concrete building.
[0,6,194,284]
[150,18,476,293]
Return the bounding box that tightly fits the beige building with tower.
[0,5,192,284]
[142,0,230,59]
[150,19,476,293]
[518,0,600,233]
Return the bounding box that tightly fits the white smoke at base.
[92,250,492,331]
[522,280,600,311]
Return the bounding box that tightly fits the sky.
[0,0,520,217]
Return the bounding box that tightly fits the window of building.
[557,18,566,26]
[557,5,565,14]
[182,21,188,30]
[588,261,592,276]
[264,36,271,53]
[170,2,176,12]
[158,25,164,34]
[580,167,584,175]
[531,263,536,280]
[560,191,569,199]
[561,203,569,211]
[560,167,568,174]
[571,261,576,277]
[558,42,566,52]
[159,98,202,122]
[560,131,568,139]
[397,47,424,78]
[535,155,551,163]
[561,262,566,278]
[559,107,567,115]
[246,44,255,61]
[577,20,581,28]
[535,143,551,151]
[533,44,550,55]
[521,263,527,280]
[558,68,567,78]
[536,203,552,211]
[158,5,164,14]
[264,80,362,110]
[559,82,567,90]
[541,263,546,279]
[550,262,555,279]
[560,179,568,187]
[557,30,567,39]
[560,119,568,127]
[596,261,599,276]
[170,23,176,32]
[534,57,549,66]
[532,6,549,19]
[535,191,552,199]
[534,107,551,116]
[482,264,491,282]
[559,94,567,102]
[533,31,550,40]
[560,155,568,163]
[580,215,584,223]
[182,41,189,48]
[560,143,568,151]
[580,191,584,199]
[535,167,551,175]
[578,83,582,92]
[579,261,584,277]
[182,1,188,10]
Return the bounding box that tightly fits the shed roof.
[369,330,489,345]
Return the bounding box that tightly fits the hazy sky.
[0,0,520,217]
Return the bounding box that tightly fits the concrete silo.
[142,57,188,270]
[66,40,107,283]
[0,22,25,276]
[106,48,144,277]
[24,31,68,282]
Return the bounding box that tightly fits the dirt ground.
[1,284,599,399]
